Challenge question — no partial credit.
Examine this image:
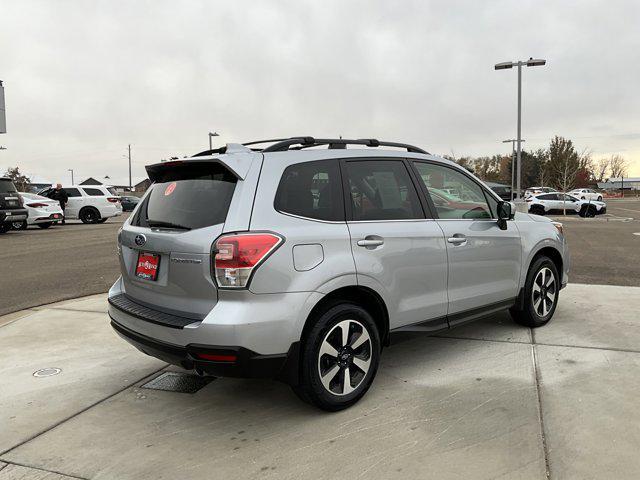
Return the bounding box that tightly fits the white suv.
[39,185,123,223]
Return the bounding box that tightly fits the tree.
[546,136,580,193]
[609,155,628,178]
[594,157,610,182]
[4,166,31,191]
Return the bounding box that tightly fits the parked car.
[527,192,606,217]
[10,193,64,229]
[524,186,557,198]
[119,195,141,212]
[568,188,603,202]
[489,184,512,201]
[0,177,28,234]
[38,185,122,223]
[108,137,569,411]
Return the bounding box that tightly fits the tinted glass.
[134,163,236,230]
[0,179,17,193]
[538,194,558,200]
[83,188,104,196]
[413,162,491,219]
[65,188,82,197]
[345,160,423,221]
[274,160,343,221]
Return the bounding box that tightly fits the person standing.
[47,183,69,224]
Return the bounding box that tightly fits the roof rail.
[191,136,428,157]
[262,137,429,154]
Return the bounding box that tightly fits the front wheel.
[293,303,381,411]
[0,223,12,234]
[510,256,560,327]
[597,196,602,201]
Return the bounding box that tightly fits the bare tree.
[609,155,628,178]
[595,157,610,182]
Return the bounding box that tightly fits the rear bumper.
[1,208,28,223]
[110,317,300,382]
[29,212,63,224]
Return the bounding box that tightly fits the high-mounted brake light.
[213,232,283,289]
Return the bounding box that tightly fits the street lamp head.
[526,58,546,67]
[209,132,219,137]
[494,62,514,70]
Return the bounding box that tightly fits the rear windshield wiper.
[147,220,191,231]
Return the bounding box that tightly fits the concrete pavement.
[1,284,639,479]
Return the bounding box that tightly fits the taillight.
[27,202,49,207]
[213,232,283,289]
[526,198,533,202]
[107,197,120,203]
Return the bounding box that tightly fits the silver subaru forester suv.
[109,137,569,411]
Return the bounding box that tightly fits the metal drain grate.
[141,371,214,394]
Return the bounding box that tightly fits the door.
[342,159,448,330]
[63,187,84,219]
[411,161,521,322]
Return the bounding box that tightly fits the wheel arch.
[516,245,563,310]
[301,285,390,349]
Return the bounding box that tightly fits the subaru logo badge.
[134,234,146,246]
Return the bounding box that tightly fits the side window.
[274,160,343,221]
[539,194,558,200]
[412,162,492,220]
[64,188,82,197]
[82,188,104,196]
[344,160,424,221]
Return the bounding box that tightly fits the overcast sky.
[1,0,639,184]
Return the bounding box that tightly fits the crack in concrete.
[0,460,89,480]
[531,328,552,479]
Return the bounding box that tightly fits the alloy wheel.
[317,319,372,396]
[532,267,556,317]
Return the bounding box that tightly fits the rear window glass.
[107,187,118,195]
[0,179,17,193]
[82,188,104,196]
[274,160,344,221]
[134,163,237,230]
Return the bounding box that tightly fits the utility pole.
[502,139,525,200]
[128,144,132,191]
[495,58,546,201]
[208,132,219,151]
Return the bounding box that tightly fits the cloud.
[1,0,639,180]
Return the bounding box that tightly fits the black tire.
[510,256,560,328]
[581,196,586,200]
[0,223,11,234]
[79,207,100,224]
[579,204,596,218]
[12,220,27,230]
[37,222,53,229]
[597,196,602,201]
[293,302,381,411]
[530,205,545,216]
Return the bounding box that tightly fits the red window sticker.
[164,182,177,196]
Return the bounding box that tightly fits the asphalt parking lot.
[1,198,640,479]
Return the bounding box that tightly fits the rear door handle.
[357,238,384,248]
[447,235,467,245]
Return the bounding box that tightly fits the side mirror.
[496,201,515,230]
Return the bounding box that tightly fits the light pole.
[495,57,546,200]
[208,131,219,151]
[502,139,525,200]
[68,169,74,184]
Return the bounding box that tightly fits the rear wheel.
[597,195,603,201]
[510,256,559,327]
[580,204,596,218]
[293,303,381,411]
[37,222,53,229]
[80,207,100,224]
[12,220,27,230]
